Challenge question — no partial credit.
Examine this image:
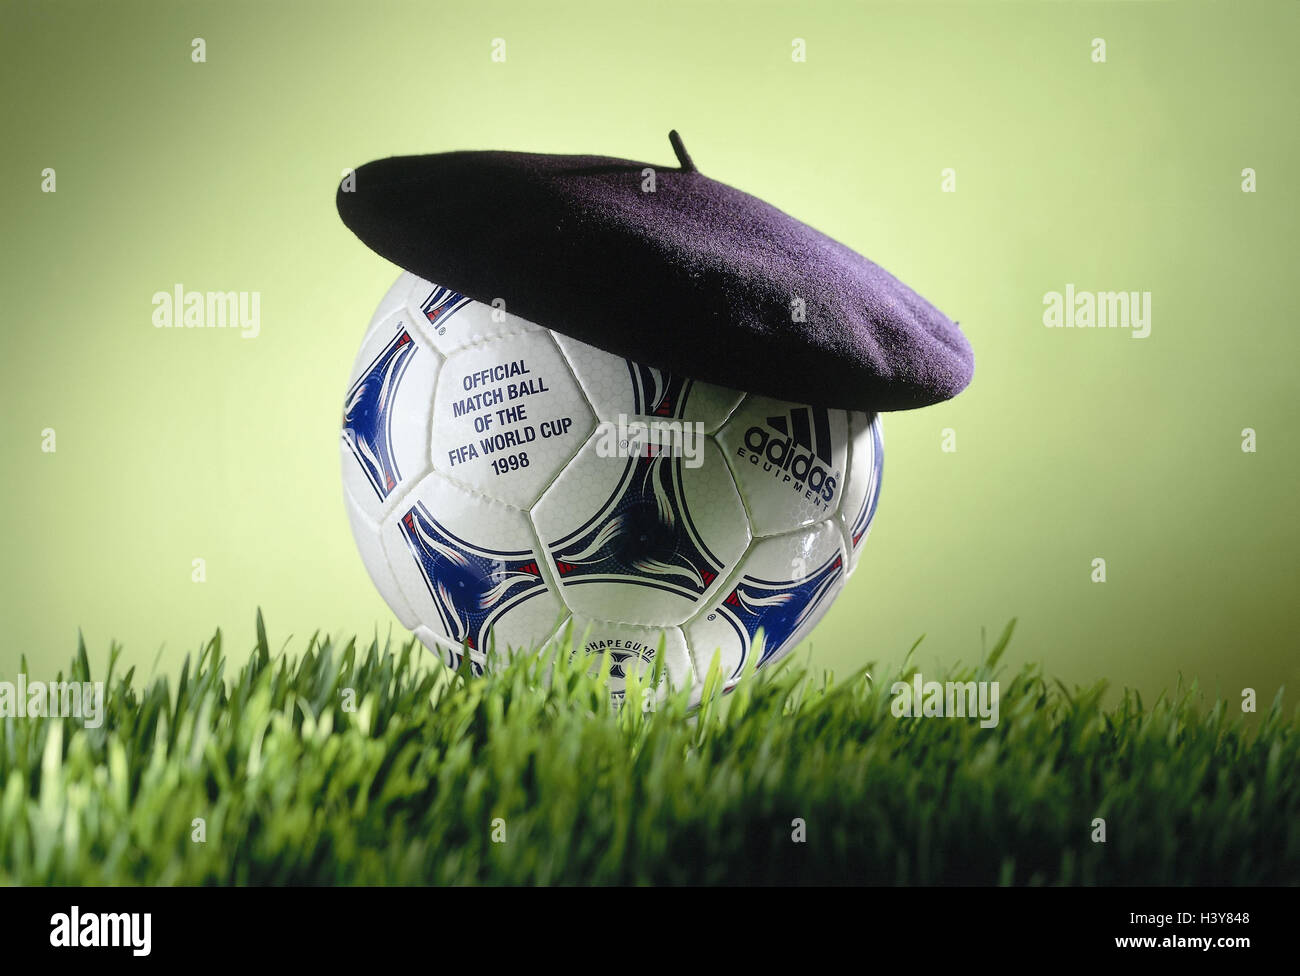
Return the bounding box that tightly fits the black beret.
[337,132,972,412]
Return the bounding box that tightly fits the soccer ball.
[341,273,884,704]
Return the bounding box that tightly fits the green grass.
[1,615,1296,885]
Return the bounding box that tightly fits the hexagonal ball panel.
[532,435,750,627]
[380,471,566,661]
[716,395,849,537]
[431,330,594,509]
[552,333,745,432]
[686,519,847,692]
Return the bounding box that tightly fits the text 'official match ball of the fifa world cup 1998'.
[341,273,884,706]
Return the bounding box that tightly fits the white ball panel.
[838,411,884,572]
[553,333,745,431]
[342,487,419,630]
[717,395,849,536]
[567,615,692,703]
[406,276,539,356]
[361,272,426,347]
[340,315,440,522]
[686,520,846,690]
[431,331,595,508]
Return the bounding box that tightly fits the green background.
[2,0,1296,704]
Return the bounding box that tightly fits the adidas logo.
[740,407,839,505]
[764,407,833,464]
